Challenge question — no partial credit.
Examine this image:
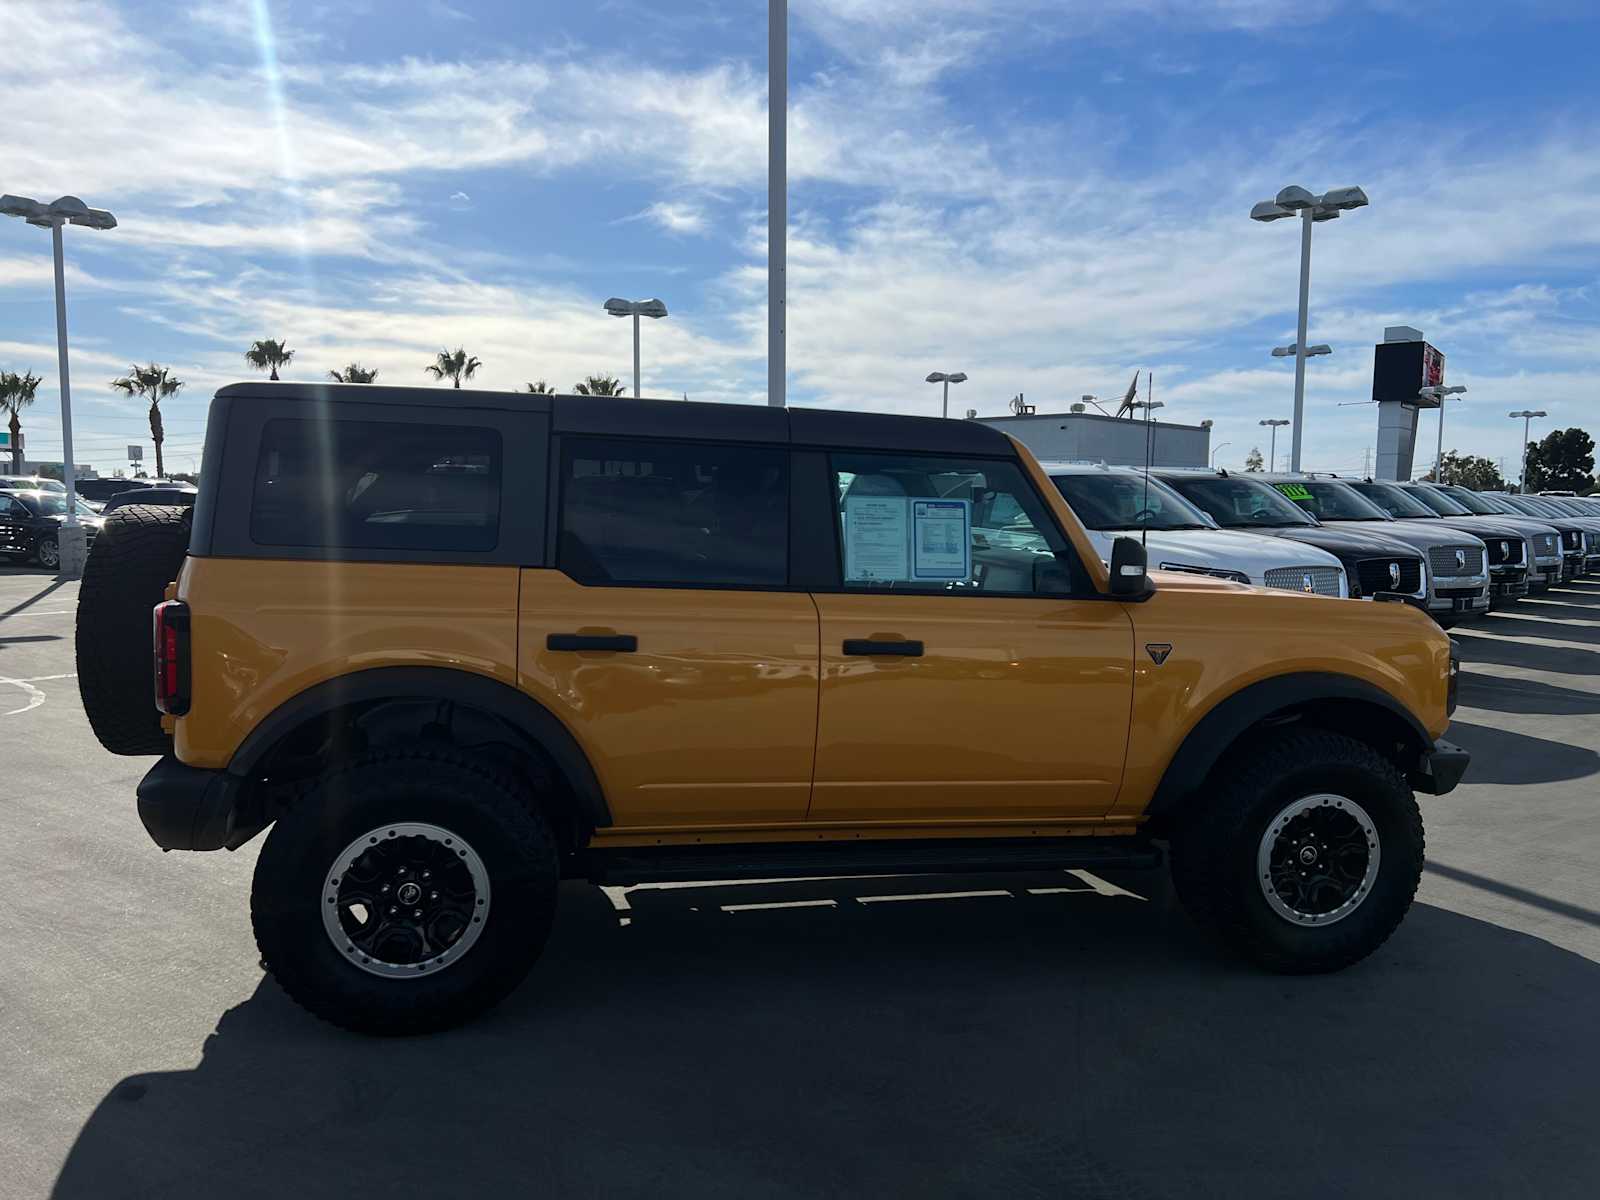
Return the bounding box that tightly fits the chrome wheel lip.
[321,821,491,980]
[1256,793,1380,927]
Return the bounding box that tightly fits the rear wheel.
[1170,729,1424,973]
[251,750,559,1034]
[75,503,193,755]
[36,536,59,569]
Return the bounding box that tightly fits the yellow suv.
[76,383,1467,1033]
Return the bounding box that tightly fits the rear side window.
[251,419,501,552]
[557,437,788,587]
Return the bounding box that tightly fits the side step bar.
[578,836,1162,886]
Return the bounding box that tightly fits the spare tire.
[77,503,193,756]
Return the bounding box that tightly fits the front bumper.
[1530,559,1562,589]
[1411,737,1471,796]
[137,756,263,851]
[1427,577,1491,616]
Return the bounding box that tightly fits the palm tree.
[245,338,295,381]
[329,363,379,383]
[110,364,184,478]
[525,380,553,394]
[1,370,42,473]
[572,374,627,396]
[425,348,481,389]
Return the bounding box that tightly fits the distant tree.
[329,363,379,383]
[425,348,481,389]
[0,369,43,473]
[525,380,553,394]
[245,338,295,381]
[1423,451,1506,490]
[110,364,184,478]
[1523,428,1595,493]
[1243,446,1265,471]
[572,374,627,396]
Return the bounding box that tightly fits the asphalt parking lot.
[2,569,1598,1199]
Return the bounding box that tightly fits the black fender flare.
[1145,672,1430,825]
[226,666,611,829]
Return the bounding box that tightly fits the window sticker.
[1275,482,1313,502]
[911,498,972,579]
[843,494,911,581]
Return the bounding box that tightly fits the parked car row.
[1038,464,1596,627]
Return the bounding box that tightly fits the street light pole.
[1259,418,1289,470]
[768,0,786,408]
[1420,385,1467,481]
[49,222,79,528]
[1509,409,1547,492]
[1251,185,1368,473]
[1211,441,1232,468]
[603,297,668,398]
[925,371,967,418]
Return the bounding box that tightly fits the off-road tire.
[1169,728,1424,974]
[75,503,193,755]
[251,750,559,1035]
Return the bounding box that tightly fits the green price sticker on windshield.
[1274,483,1313,501]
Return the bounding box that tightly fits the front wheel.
[251,750,559,1034]
[1169,729,1424,974]
[36,536,59,569]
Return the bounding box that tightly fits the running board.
[578,836,1162,886]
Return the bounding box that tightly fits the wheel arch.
[227,666,611,844]
[1144,672,1430,833]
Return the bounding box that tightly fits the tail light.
[153,600,191,716]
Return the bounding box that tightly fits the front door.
[809,451,1134,823]
[519,435,819,830]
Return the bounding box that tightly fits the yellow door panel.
[518,570,820,827]
[810,594,1135,821]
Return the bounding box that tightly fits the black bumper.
[1411,737,1471,796]
[137,756,263,851]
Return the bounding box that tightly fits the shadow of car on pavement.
[53,873,1600,1200]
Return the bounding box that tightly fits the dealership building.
[973,409,1212,468]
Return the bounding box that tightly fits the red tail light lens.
[153,600,191,716]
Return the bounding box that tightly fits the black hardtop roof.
[213,381,1016,457]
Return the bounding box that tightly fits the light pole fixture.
[1130,400,1164,420]
[603,297,668,398]
[1211,441,1233,467]
[1509,409,1547,493]
[1271,343,1332,358]
[925,371,968,418]
[1251,184,1368,472]
[1258,418,1291,470]
[0,193,116,578]
[1420,384,1467,482]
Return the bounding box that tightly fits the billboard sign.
[128,445,143,462]
[1372,338,1446,408]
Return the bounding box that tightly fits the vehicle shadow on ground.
[1444,720,1600,785]
[0,577,69,620]
[1453,630,1600,676]
[53,875,1600,1200]
[1471,613,1600,646]
[1458,669,1600,715]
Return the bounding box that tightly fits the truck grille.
[1428,545,1484,577]
[1356,557,1423,596]
[1486,538,1525,566]
[1562,529,1583,552]
[1263,566,1343,596]
[1534,532,1559,558]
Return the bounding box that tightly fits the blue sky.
[1,0,1598,478]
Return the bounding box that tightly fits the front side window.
[1165,476,1317,528]
[830,452,1082,595]
[251,419,501,552]
[558,437,787,587]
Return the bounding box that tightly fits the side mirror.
[1109,537,1151,598]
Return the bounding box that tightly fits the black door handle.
[843,639,923,657]
[547,633,637,652]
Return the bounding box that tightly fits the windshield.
[1162,476,1317,528]
[1050,472,1215,531]
[1272,480,1389,521]
[19,493,98,518]
[1436,486,1503,515]
[1402,485,1474,516]
[1348,481,1437,519]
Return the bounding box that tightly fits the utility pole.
[768,0,786,407]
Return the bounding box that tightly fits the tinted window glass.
[1274,480,1389,521]
[1052,472,1213,531]
[1403,485,1473,516]
[251,419,501,552]
[558,437,787,587]
[1348,481,1436,519]
[830,452,1083,594]
[1437,486,1500,515]
[1163,476,1317,528]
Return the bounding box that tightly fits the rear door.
[806,451,1135,824]
[518,435,819,830]
[0,496,27,555]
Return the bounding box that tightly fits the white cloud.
[621,202,711,237]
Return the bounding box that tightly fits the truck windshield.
[1439,486,1506,516]
[1401,485,1474,516]
[1272,480,1389,521]
[1050,473,1214,531]
[1348,481,1438,519]
[1162,476,1317,528]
